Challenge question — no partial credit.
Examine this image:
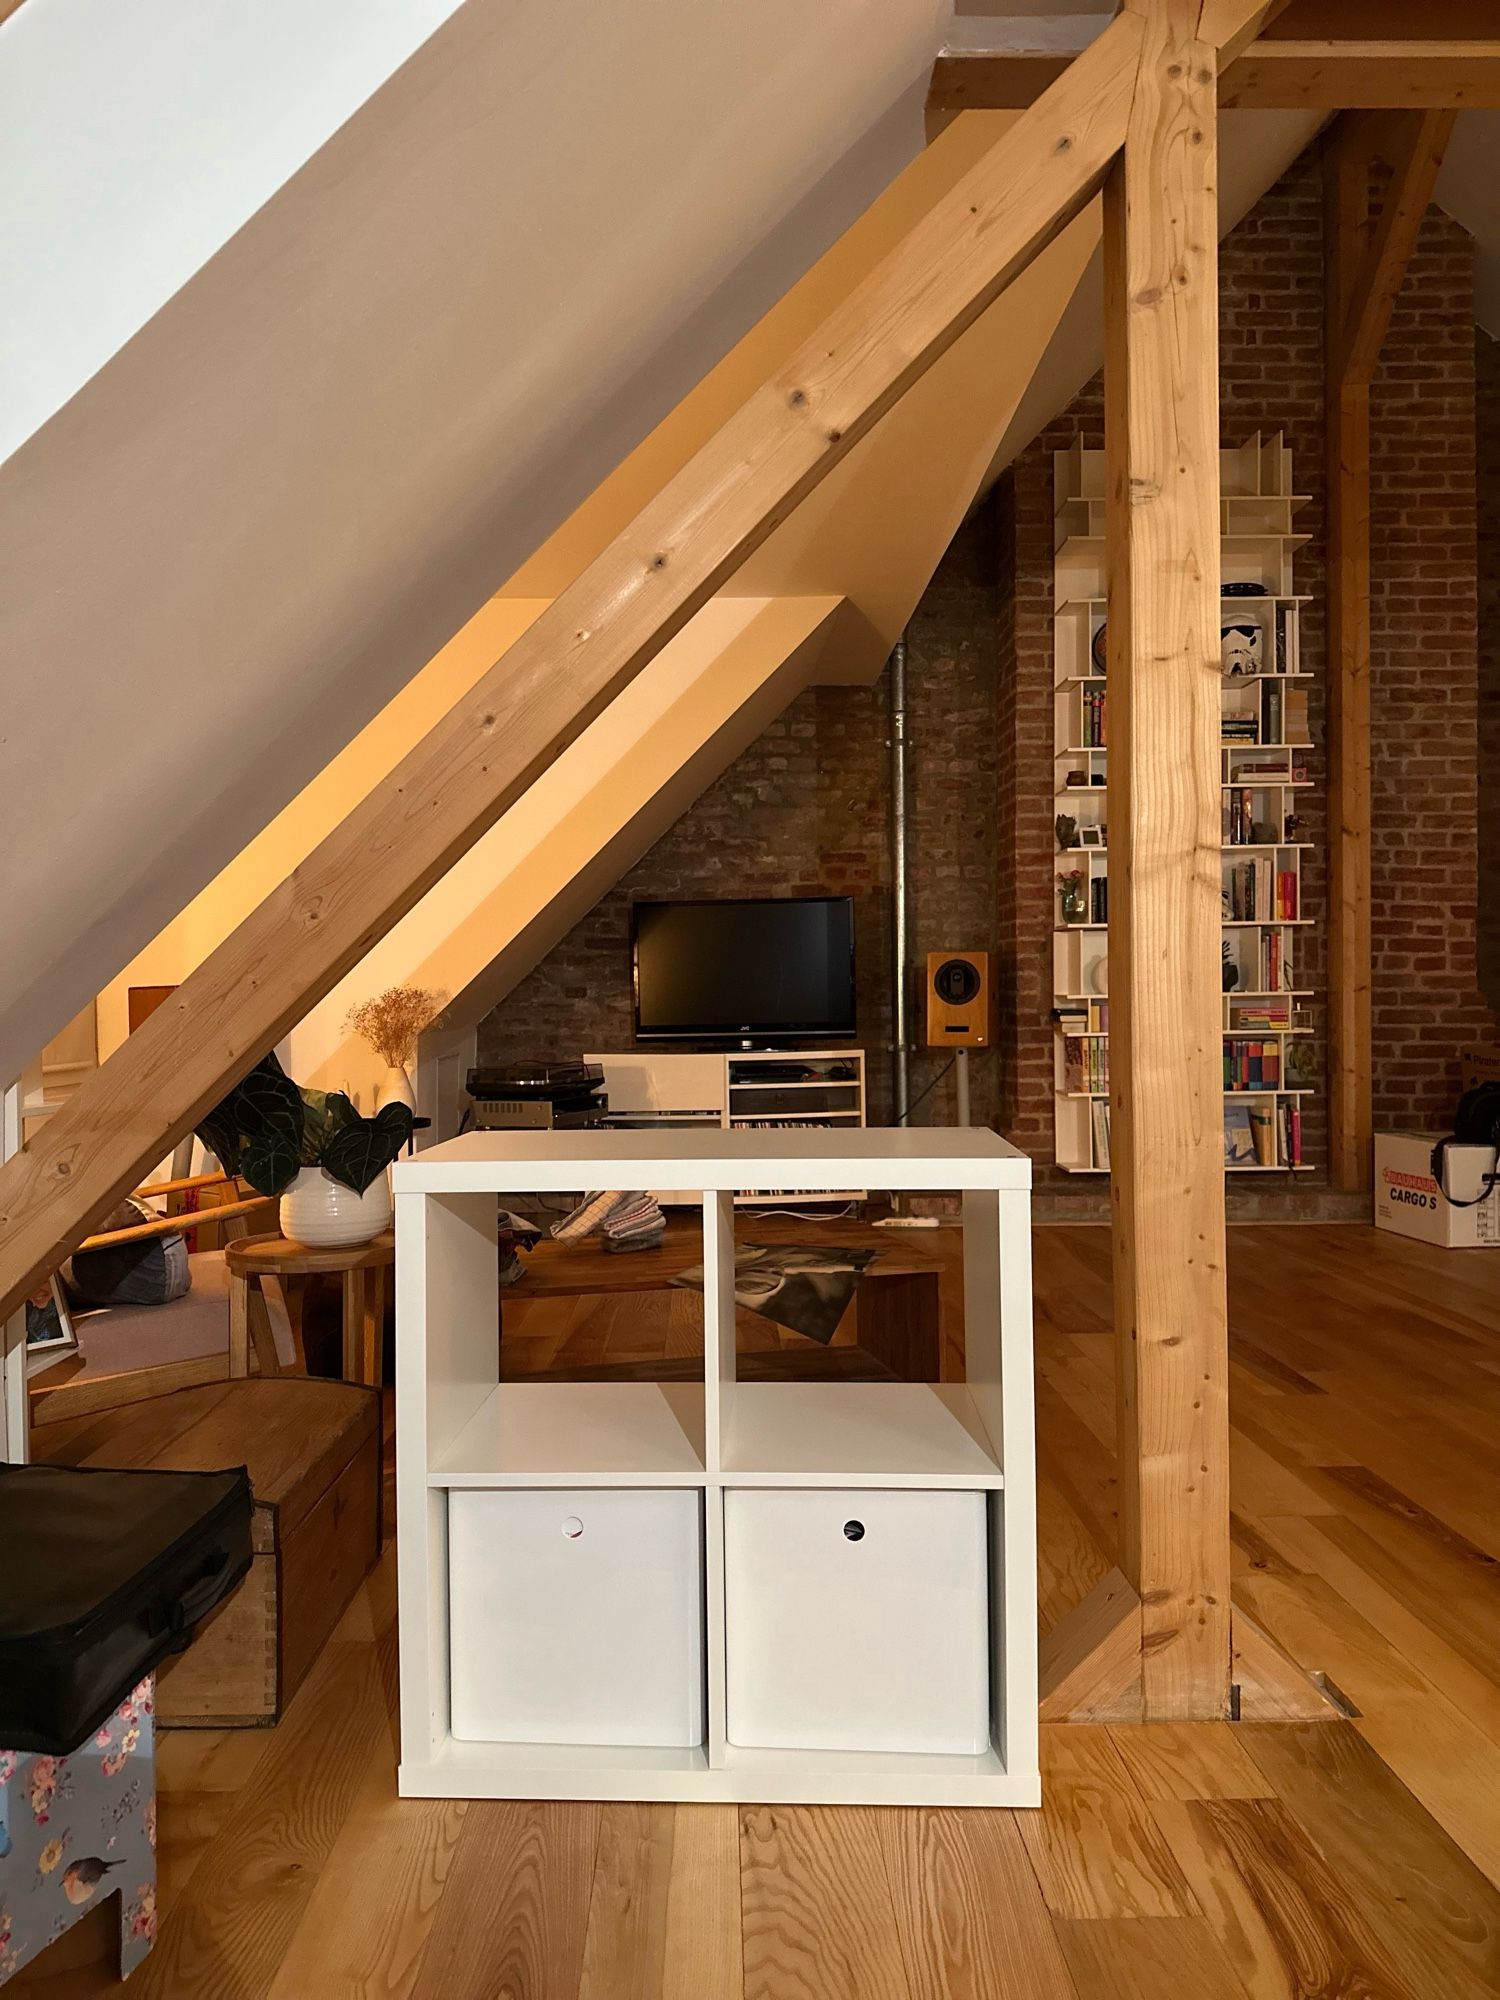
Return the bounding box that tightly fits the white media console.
[394,1127,1038,1807]
[586,1048,867,1205]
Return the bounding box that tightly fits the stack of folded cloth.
[551,1189,665,1253]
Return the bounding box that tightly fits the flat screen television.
[632,897,856,1044]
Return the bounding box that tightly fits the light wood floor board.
[880,1808,1077,2000]
[1018,1727,1199,1921]
[408,1800,601,2000]
[1053,1916,1247,1999]
[15,1223,1500,1998]
[739,1805,908,2000]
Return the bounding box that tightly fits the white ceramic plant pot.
[279,1166,392,1249]
[376,1065,416,1113]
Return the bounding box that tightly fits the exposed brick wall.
[1369,197,1494,1128]
[477,506,1001,1129]
[1476,328,1500,1015]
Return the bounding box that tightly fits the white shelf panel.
[402,1737,1037,1807]
[728,1079,861,1093]
[721,1383,1003,1487]
[398,1127,1030,1193]
[431,1382,706,1485]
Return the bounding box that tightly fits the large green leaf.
[320,1103,413,1195]
[236,1065,304,1146]
[194,1051,295,1174]
[240,1128,302,1198]
[194,1101,243,1177]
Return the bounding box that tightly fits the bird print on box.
[0,1678,157,1983]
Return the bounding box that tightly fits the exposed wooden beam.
[1039,1570,1143,1723]
[1219,42,1500,110]
[1336,110,1458,387]
[931,38,1500,114]
[1104,0,1233,1720]
[1274,0,1500,35]
[1197,0,1294,68]
[1325,109,1455,1193]
[0,14,1147,1325]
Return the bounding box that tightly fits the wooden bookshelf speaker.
[925,952,995,1048]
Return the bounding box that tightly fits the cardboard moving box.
[1374,1131,1500,1248]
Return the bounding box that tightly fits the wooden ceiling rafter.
[931,7,1500,114]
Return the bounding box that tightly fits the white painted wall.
[1,0,946,1086]
[0,0,470,464]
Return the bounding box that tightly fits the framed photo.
[25,1276,78,1376]
[1079,825,1105,848]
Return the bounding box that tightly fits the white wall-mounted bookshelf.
[395,1127,1037,1807]
[1052,434,1315,1176]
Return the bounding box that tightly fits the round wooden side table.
[224,1230,395,1387]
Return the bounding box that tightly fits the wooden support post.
[1101,0,1233,1722]
[1325,109,1455,1191]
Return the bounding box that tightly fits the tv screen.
[632,897,856,1042]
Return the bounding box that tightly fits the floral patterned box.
[0,1678,156,1985]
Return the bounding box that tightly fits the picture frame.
[25,1276,78,1377]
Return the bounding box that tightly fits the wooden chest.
[34,1377,382,1727]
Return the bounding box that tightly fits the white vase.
[376,1065,416,1113]
[279,1166,392,1249]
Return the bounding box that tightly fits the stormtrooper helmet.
[1221,617,1263,676]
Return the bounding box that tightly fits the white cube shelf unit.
[1052,432,1316,1176]
[394,1127,1037,1807]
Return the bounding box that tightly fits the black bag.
[1430,1081,1500,1209]
[0,1462,253,1753]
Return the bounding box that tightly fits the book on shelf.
[1090,877,1108,924]
[1223,1039,1282,1091]
[1222,787,1256,845]
[1261,680,1282,746]
[1090,1100,1111,1170]
[1229,996,1291,1030]
[1224,1102,1256,1167]
[1276,1100,1303,1168]
[1284,686,1310,745]
[1082,688,1108,747]
[1249,1103,1276,1166]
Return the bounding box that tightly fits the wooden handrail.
[134,1170,236,1200]
[76,1195,276,1252]
[0,14,1144,1322]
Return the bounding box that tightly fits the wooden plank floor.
[15,1223,1500,1998]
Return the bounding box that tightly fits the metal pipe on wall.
[890,632,910,1126]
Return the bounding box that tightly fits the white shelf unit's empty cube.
[395,1127,1036,1806]
[723,1487,990,1755]
[449,1487,704,1748]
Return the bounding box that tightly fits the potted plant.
[197,1054,413,1248]
[345,986,445,1111]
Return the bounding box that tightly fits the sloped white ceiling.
[0,0,945,1086]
